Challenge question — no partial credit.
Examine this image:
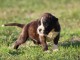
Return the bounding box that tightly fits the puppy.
[2,13,61,51]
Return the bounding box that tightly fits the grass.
[0,0,80,60]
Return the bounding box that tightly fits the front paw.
[53,44,58,52]
[44,50,51,53]
[53,48,58,52]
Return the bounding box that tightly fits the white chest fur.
[46,29,59,42]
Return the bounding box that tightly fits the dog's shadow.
[59,39,80,48]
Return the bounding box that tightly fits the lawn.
[0,0,80,60]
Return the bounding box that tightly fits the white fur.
[2,25,4,27]
[37,17,45,36]
[53,44,58,51]
[44,50,50,53]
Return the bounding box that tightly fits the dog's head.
[37,13,58,36]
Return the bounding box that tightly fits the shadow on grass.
[60,40,80,48]
[9,49,25,55]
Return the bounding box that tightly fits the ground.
[0,0,80,60]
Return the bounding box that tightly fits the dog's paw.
[53,44,58,52]
[44,50,51,53]
[53,49,58,52]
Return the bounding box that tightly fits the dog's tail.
[2,23,25,28]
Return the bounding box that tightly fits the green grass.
[0,0,80,60]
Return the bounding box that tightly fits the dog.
[2,13,61,51]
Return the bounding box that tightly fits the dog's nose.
[39,29,42,32]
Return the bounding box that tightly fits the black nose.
[39,29,42,32]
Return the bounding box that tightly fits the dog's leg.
[53,33,60,51]
[39,35,48,51]
[13,25,28,49]
[32,40,41,45]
